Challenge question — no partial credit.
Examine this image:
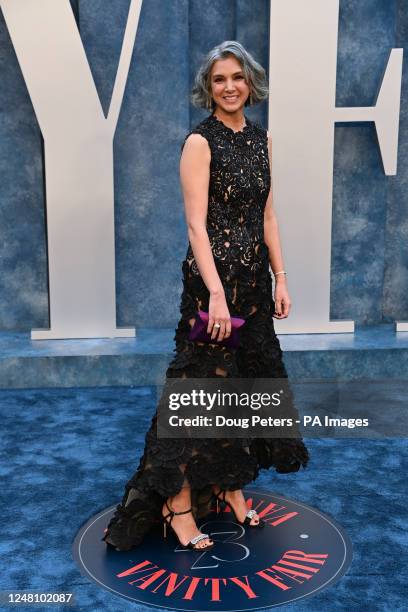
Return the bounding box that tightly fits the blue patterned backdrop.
[0,0,406,331]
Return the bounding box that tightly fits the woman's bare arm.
[263,131,286,280]
[263,131,292,318]
[180,133,231,339]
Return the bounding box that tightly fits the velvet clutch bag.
[188,310,246,349]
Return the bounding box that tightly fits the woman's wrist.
[209,285,225,297]
[273,269,287,284]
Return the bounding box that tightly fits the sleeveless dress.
[103,112,310,550]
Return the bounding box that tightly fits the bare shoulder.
[183,132,210,150]
[180,132,211,161]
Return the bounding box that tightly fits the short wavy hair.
[191,40,269,110]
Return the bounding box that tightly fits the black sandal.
[213,489,265,528]
[162,500,214,550]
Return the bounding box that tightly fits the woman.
[103,40,309,552]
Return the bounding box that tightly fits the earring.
[249,91,253,105]
[207,96,213,110]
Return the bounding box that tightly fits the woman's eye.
[214,76,244,82]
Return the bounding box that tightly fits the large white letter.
[0,0,143,339]
[270,0,402,334]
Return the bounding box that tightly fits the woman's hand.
[273,278,291,319]
[208,289,231,342]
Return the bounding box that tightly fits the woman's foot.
[213,486,261,526]
[162,497,213,549]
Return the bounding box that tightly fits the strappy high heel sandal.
[162,500,215,550]
[213,489,265,528]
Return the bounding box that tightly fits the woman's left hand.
[273,280,291,319]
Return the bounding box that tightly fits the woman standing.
[103,40,309,552]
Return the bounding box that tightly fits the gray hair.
[191,40,269,110]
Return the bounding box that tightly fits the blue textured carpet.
[0,386,406,611]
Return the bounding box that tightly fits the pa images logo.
[73,489,352,610]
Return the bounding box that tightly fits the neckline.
[209,112,251,135]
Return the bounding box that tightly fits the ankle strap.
[165,500,192,516]
[173,507,192,515]
[215,489,226,502]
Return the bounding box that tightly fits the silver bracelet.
[274,270,286,276]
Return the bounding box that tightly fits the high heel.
[213,489,265,528]
[162,500,215,550]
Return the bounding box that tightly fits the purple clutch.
[188,310,246,349]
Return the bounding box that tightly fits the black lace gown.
[103,112,310,550]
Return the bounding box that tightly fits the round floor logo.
[72,489,353,610]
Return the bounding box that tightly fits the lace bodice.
[180,112,271,285]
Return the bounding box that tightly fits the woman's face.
[210,56,250,113]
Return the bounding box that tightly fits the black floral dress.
[103,112,310,550]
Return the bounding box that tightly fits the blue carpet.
[0,386,406,611]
